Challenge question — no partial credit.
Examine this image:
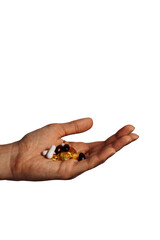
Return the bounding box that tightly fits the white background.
[0,0,160,239]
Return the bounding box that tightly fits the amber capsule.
[71,153,79,159]
[51,153,60,161]
[60,152,72,161]
[69,146,77,154]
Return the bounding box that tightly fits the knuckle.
[73,121,79,133]
[47,123,57,130]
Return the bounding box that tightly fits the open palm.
[11,118,138,181]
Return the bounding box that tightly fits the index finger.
[56,118,93,137]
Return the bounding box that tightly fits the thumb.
[57,117,93,137]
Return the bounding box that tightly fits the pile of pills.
[42,143,86,161]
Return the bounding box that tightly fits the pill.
[60,152,72,161]
[61,143,65,146]
[78,152,86,161]
[69,146,77,154]
[42,150,48,156]
[55,145,63,154]
[72,153,79,159]
[46,145,56,159]
[52,153,60,161]
[62,144,70,152]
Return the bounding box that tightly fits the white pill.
[61,143,65,146]
[46,145,56,159]
[42,150,48,156]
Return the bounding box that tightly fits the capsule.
[72,153,79,159]
[78,152,86,161]
[55,145,63,154]
[52,153,60,161]
[46,145,56,159]
[62,144,70,152]
[60,152,72,161]
[42,150,48,156]
[69,146,77,154]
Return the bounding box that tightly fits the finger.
[109,133,139,151]
[57,117,93,137]
[86,132,138,156]
[85,141,103,151]
[72,133,139,177]
[86,125,135,150]
[105,125,135,145]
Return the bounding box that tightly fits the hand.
[8,118,138,181]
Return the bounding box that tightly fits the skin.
[0,117,139,181]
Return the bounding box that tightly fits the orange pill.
[69,146,77,154]
[72,153,79,159]
[51,153,60,161]
[60,152,72,161]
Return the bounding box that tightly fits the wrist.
[0,142,19,180]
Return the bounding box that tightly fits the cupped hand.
[10,118,139,181]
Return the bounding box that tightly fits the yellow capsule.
[51,153,60,161]
[72,153,79,159]
[60,152,72,161]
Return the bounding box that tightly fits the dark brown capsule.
[78,152,86,161]
[55,145,63,154]
[62,144,70,152]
